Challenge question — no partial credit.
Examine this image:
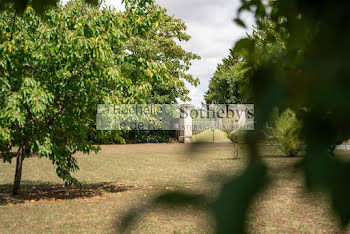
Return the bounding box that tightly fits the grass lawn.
[0,144,349,233]
[193,130,231,143]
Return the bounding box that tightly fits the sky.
[63,0,254,106]
[140,0,254,106]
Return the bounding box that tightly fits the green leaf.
[234,18,246,28]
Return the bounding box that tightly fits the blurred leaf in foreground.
[212,160,268,233]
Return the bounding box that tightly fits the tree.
[272,108,303,157]
[0,0,169,195]
[116,4,200,143]
[205,19,287,105]
[121,4,200,104]
[205,61,247,104]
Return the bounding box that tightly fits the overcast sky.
[63,0,254,106]
[145,0,254,106]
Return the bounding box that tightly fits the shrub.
[225,130,246,159]
[124,131,177,144]
[273,109,303,157]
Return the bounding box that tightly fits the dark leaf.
[233,38,255,59]
[31,0,59,15]
[234,18,246,28]
[84,0,99,6]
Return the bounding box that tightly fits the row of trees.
[0,0,199,194]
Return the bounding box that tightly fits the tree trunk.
[12,144,26,195]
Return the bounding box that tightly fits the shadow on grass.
[114,191,208,233]
[0,181,139,205]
